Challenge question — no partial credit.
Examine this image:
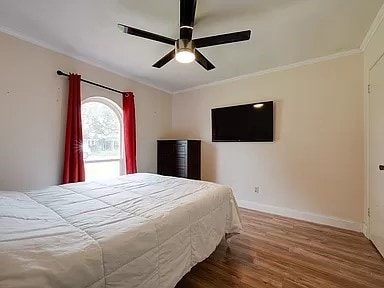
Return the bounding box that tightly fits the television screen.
[211,101,274,142]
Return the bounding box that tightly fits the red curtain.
[123,92,137,174]
[62,74,85,184]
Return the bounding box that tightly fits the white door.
[369,54,384,257]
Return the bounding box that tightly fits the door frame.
[367,51,384,239]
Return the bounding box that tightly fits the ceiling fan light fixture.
[176,50,195,63]
[175,39,195,63]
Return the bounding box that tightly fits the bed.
[0,173,242,288]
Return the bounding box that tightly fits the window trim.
[82,96,125,176]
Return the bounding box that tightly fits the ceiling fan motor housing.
[176,39,195,54]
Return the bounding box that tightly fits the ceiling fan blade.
[180,0,197,40]
[152,50,176,68]
[118,24,175,46]
[194,30,251,48]
[195,50,215,71]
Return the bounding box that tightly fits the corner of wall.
[360,3,384,51]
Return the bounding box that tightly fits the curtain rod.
[56,70,125,95]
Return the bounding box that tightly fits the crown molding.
[0,25,173,95]
[173,49,362,95]
[360,3,384,51]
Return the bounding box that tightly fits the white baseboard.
[238,200,363,233]
[363,223,370,239]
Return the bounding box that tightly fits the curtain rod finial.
[57,70,64,76]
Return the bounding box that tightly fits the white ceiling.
[0,0,382,93]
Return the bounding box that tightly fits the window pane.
[81,102,120,161]
[81,101,122,181]
[84,161,120,181]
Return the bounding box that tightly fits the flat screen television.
[211,101,274,142]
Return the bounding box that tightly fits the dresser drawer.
[176,142,186,152]
[176,154,186,162]
[176,167,187,178]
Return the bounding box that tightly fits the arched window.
[81,97,124,181]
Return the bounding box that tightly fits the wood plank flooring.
[176,208,384,288]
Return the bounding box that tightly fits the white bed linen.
[0,173,242,288]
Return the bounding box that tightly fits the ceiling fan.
[117,0,251,71]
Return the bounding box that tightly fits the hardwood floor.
[176,208,384,288]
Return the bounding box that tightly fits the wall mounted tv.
[211,101,274,142]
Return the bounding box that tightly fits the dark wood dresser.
[157,140,201,180]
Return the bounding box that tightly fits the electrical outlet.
[254,186,260,193]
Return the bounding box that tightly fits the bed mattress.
[0,173,242,288]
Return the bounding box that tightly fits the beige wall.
[0,32,172,191]
[172,54,364,224]
[363,16,384,233]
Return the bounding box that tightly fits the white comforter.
[0,173,242,288]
